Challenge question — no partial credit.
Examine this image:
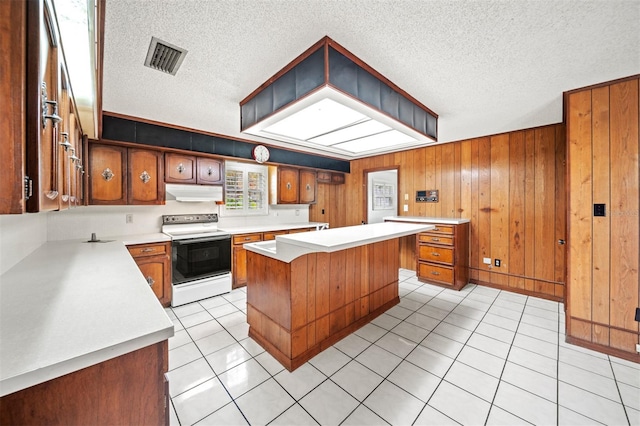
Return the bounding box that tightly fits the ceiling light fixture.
[240,36,437,158]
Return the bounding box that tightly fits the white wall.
[0,213,48,275]
[367,170,398,224]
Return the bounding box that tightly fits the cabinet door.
[0,1,26,213]
[197,157,224,185]
[26,0,62,212]
[299,170,317,204]
[128,149,164,205]
[89,144,126,205]
[232,246,248,288]
[278,167,299,203]
[135,255,171,307]
[165,153,196,183]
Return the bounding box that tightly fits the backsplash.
[0,213,47,275]
[46,203,310,241]
[1,203,311,274]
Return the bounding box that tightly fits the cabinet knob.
[141,248,155,252]
[102,168,114,182]
[146,276,155,286]
[558,239,566,245]
[207,166,213,176]
[433,227,440,231]
[140,170,151,183]
[177,163,185,173]
[306,184,311,191]
[286,182,292,190]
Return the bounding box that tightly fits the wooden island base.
[246,239,400,371]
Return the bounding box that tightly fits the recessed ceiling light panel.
[240,36,437,158]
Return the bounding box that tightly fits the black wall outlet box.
[635,307,640,322]
[594,204,606,217]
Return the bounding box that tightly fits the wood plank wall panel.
[609,80,639,341]
[490,134,510,286]
[591,86,611,346]
[566,76,639,360]
[315,123,567,301]
[509,131,526,290]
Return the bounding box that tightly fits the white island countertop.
[244,222,434,263]
[0,236,174,397]
[383,216,470,225]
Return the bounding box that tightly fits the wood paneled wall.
[566,76,639,359]
[311,123,567,301]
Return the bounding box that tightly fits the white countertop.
[383,216,470,225]
[244,222,434,263]
[219,222,328,234]
[0,235,174,397]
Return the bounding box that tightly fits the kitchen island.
[243,222,433,370]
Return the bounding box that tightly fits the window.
[223,161,268,216]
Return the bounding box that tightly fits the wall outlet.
[636,343,640,354]
[403,204,408,212]
[483,257,491,265]
[125,213,133,224]
[295,209,300,216]
[494,259,501,267]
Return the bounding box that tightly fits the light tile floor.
[166,269,640,425]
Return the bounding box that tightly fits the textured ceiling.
[102,0,640,160]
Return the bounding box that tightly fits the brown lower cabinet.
[127,241,172,307]
[0,341,169,425]
[232,228,316,288]
[416,222,469,290]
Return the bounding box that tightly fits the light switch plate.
[483,257,491,265]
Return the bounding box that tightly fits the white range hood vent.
[165,184,223,202]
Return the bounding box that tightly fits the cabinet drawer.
[418,245,454,264]
[429,224,454,235]
[418,262,454,285]
[233,234,263,245]
[418,233,454,245]
[263,231,287,241]
[127,243,167,258]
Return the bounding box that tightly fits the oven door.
[172,235,231,285]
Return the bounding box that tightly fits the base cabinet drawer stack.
[417,222,469,290]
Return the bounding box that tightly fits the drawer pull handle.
[102,168,114,182]
[431,237,440,242]
[431,252,440,256]
[431,271,441,276]
[141,248,155,252]
[244,237,251,240]
[146,276,155,286]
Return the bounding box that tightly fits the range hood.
[240,36,438,159]
[165,184,223,202]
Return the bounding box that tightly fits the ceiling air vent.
[144,36,187,76]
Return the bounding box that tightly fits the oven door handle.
[173,235,231,245]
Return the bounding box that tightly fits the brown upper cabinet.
[316,171,345,185]
[165,153,224,185]
[89,143,164,205]
[1,0,87,214]
[269,166,317,204]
